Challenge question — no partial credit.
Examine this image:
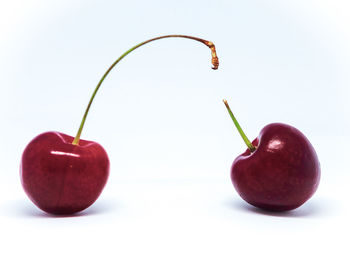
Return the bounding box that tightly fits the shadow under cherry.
[1,198,117,219]
[225,196,337,218]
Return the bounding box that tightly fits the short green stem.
[72,35,219,145]
[223,99,256,152]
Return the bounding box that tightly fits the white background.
[0,0,349,262]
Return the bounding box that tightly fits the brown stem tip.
[206,41,219,70]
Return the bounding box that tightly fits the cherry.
[20,132,109,214]
[223,100,320,211]
[20,35,219,215]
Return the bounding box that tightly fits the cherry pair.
[20,35,320,215]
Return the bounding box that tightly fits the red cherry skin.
[231,123,320,211]
[20,132,109,215]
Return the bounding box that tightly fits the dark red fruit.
[223,100,320,212]
[231,123,320,211]
[20,132,109,215]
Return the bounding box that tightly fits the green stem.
[72,35,219,145]
[223,99,256,152]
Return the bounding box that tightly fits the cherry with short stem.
[72,35,219,145]
[223,99,256,152]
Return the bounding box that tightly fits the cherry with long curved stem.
[20,34,219,215]
[72,35,219,145]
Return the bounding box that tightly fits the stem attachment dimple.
[223,99,256,152]
[72,35,219,145]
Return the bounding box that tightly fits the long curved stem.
[223,99,256,152]
[72,35,219,145]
